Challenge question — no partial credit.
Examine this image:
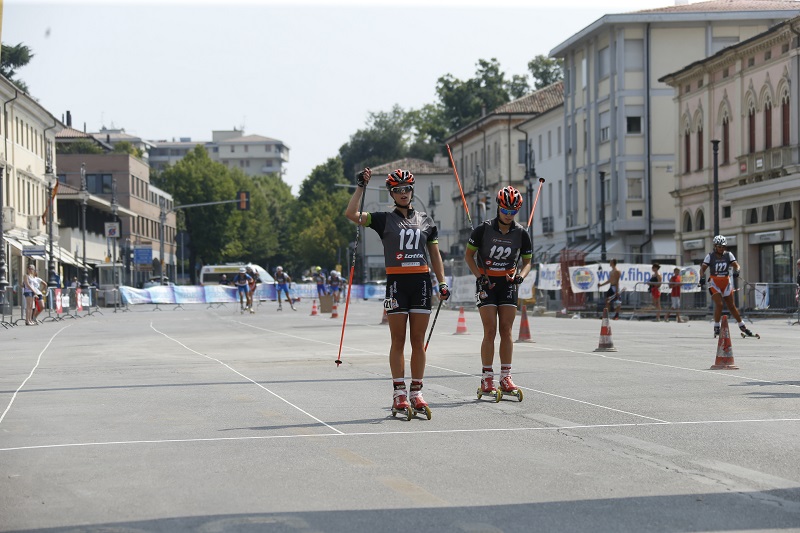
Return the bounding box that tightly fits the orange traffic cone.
[331,302,339,319]
[454,307,469,335]
[515,305,535,343]
[711,316,738,369]
[594,308,617,352]
[381,309,389,325]
[310,299,318,316]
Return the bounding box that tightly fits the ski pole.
[424,298,444,351]
[335,177,368,367]
[446,144,492,289]
[526,177,546,229]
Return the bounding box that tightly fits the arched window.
[782,90,790,147]
[749,208,759,224]
[683,211,693,232]
[780,202,792,220]
[722,115,731,164]
[764,99,773,150]
[748,101,756,153]
[696,123,704,170]
[696,209,706,231]
[764,205,775,222]
[683,121,692,173]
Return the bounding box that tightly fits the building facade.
[444,82,565,262]
[148,129,290,177]
[1,75,68,297]
[661,15,800,299]
[549,0,800,264]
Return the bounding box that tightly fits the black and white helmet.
[713,235,727,246]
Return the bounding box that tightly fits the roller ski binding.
[409,393,432,420]
[739,325,760,339]
[391,391,413,421]
[713,325,720,338]
[497,375,524,402]
[476,376,499,402]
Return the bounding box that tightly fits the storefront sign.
[748,230,783,244]
[682,239,704,250]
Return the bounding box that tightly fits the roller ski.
[409,393,432,420]
[739,325,760,339]
[713,325,720,338]
[476,376,500,402]
[390,391,413,421]
[497,375,524,402]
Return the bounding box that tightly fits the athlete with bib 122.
[698,235,755,338]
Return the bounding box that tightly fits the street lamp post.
[0,167,8,294]
[45,160,58,291]
[111,178,119,311]
[79,164,90,290]
[159,197,167,285]
[711,139,721,237]
[599,171,607,262]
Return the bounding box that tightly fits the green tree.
[0,42,33,92]
[338,105,409,177]
[435,58,514,130]
[406,103,448,161]
[112,140,144,159]
[56,139,105,155]
[527,54,563,89]
[292,157,353,273]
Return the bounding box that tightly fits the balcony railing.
[736,146,796,182]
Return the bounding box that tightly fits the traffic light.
[236,191,250,210]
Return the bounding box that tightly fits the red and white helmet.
[496,186,523,210]
[385,169,415,189]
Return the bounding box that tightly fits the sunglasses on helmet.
[390,186,413,194]
[498,207,519,216]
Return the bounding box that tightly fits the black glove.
[512,274,524,285]
[477,275,491,291]
[438,283,450,301]
[733,270,740,278]
[699,277,706,288]
[356,168,371,187]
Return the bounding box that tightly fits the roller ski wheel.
[410,395,432,420]
[391,393,413,421]
[477,378,499,401]
[497,376,524,402]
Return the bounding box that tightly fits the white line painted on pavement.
[149,322,344,435]
[0,325,72,425]
[3,417,799,453]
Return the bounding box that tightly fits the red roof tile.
[635,0,800,14]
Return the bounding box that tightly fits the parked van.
[198,264,274,285]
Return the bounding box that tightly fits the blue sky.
[3,0,675,193]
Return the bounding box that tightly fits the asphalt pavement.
[2,299,800,532]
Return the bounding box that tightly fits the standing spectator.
[218,274,229,286]
[274,266,295,311]
[345,167,449,418]
[649,263,663,321]
[23,265,44,325]
[664,267,682,323]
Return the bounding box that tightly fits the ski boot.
[739,325,760,339]
[497,375,524,402]
[713,325,720,338]
[476,376,499,402]
[409,392,432,420]
[391,390,412,421]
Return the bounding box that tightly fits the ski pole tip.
[335,359,342,367]
[538,177,546,183]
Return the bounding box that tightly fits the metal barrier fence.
[0,286,101,329]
